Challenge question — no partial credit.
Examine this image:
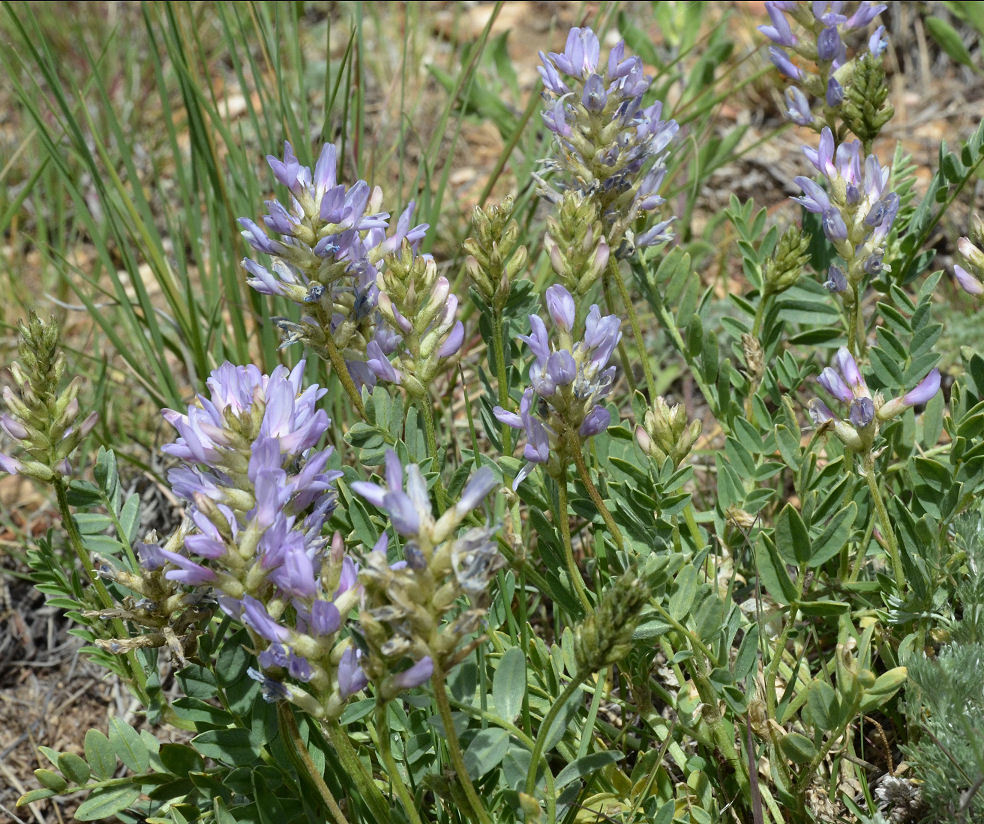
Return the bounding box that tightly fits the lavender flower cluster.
[538,27,678,253]
[810,347,940,452]
[352,451,502,697]
[239,143,428,388]
[494,285,621,487]
[759,0,887,128]
[794,126,899,287]
[142,361,368,715]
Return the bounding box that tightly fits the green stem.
[417,395,447,509]
[53,477,148,700]
[524,668,589,797]
[650,600,715,663]
[374,703,424,824]
[606,257,657,400]
[862,453,905,590]
[432,663,493,824]
[278,705,350,824]
[602,270,638,396]
[648,283,719,419]
[570,444,622,550]
[849,285,865,358]
[556,468,593,612]
[314,312,366,419]
[326,721,392,822]
[492,313,512,455]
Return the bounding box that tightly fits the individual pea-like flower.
[809,347,940,451]
[952,216,984,297]
[759,1,889,134]
[1,313,97,482]
[794,126,898,284]
[367,244,465,397]
[538,27,678,255]
[494,285,620,488]
[239,142,428,388]
[352,451,502,700]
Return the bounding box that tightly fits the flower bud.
[638,397,701,468]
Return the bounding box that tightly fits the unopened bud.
[763,226,810,296]
[638,397,701,468]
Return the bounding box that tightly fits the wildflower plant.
[6,7,984,824]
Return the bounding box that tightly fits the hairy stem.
[862,453,905,589]
[570,443,623,551]
[432,663,493,824]
[53,476,148,700]
[492,313,512,455]
[606,257,657,399]
[524,668,589,797]
[325,721,391,822]
[374,703,424,824]
[278,705,350,824]
[556,468,593,612]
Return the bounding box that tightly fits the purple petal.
[545,284,576,332]
[818,367,853,403]
[338,647,368,696]
[393,656,434,690]
[384,490,421,536]
[351,481,387,509]
[493,406,523,429]
[456,467,497,516]
[954,264,984,296]
[242,595,290,643]
[834,347,864,389]
[0,414,28,440]
[903,369,941,406]
[849,397,875,428]
[579,406,611,437]
[438,321,465,358]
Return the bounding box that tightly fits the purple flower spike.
[392,656,434,690]
[903,369,941,407]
